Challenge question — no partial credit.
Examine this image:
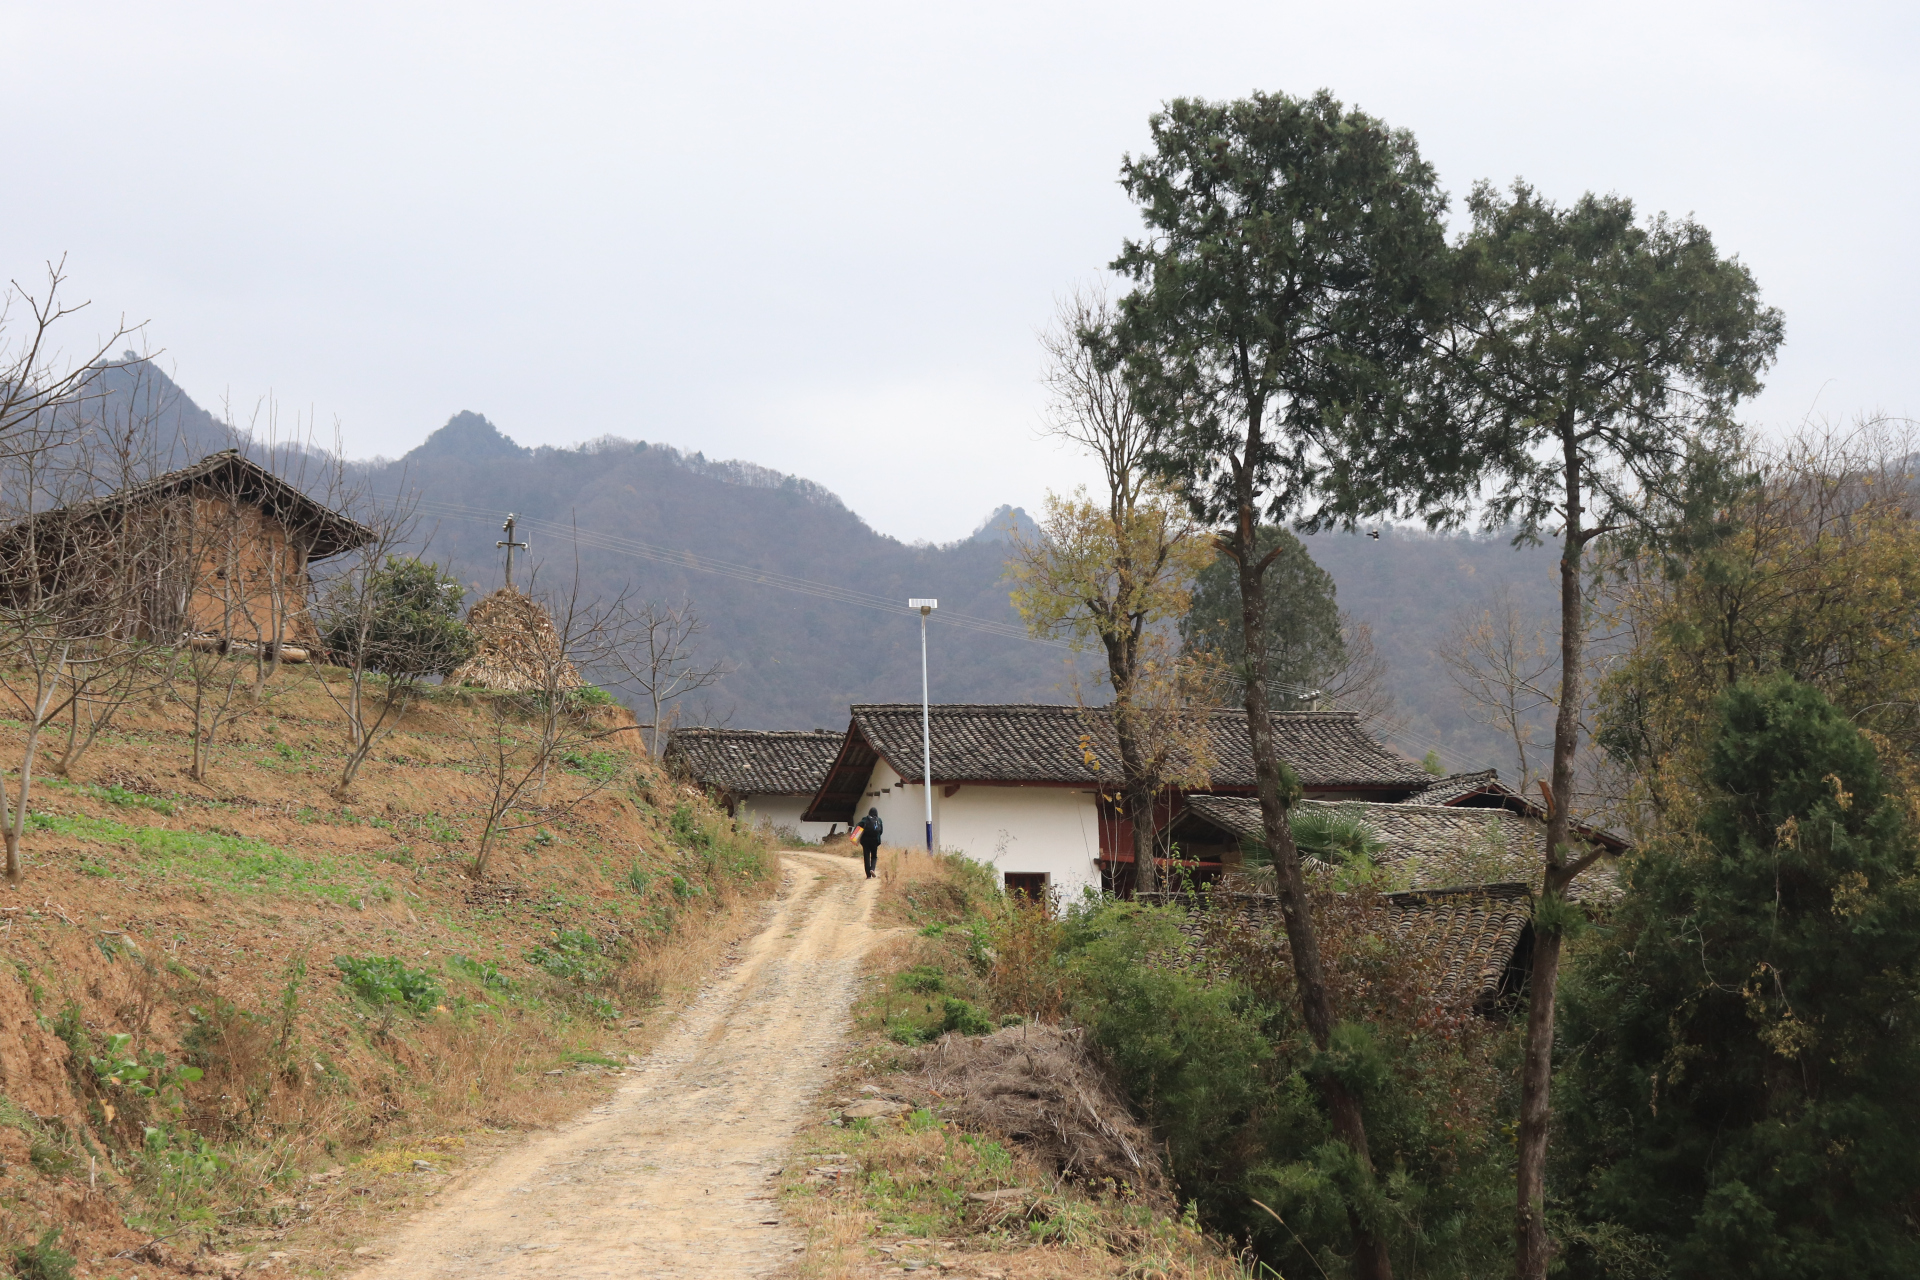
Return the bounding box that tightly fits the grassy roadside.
[0,666,781,1278]
[774,847,1253,1280]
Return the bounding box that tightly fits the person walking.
[855,807,883,879]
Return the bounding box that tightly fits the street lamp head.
[909,598,937,616]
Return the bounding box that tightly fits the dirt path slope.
[354,851,875,1278]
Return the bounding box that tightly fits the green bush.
[938,996,992,1036]
[448,955,511,991]
[320,556,474,678]
[333,955,444,1014]
[623,863,651,895]
[9,1227,75,1280]
[895,965,947,994]
[1051,896,1510,1278]
[527,929,627,986]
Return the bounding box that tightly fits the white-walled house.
[802,705,1108,896]
[662,728,845,843]
[801,704,1435,898]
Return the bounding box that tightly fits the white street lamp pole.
[909,598,938,852]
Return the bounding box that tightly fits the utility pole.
[497,514,528,591]
[909,598,937,852]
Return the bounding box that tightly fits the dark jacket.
[856,813,883,847]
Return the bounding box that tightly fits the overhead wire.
[404,495,1489,774]
[402,496,1067,649]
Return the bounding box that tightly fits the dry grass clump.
[873,845,1000,928]
[777,1088,1249,1280]
[908,1024,1166,1198]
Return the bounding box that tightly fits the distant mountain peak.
[407,411,531,462]
[968,504,1038,544]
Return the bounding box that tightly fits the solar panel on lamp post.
[909,599,937,852]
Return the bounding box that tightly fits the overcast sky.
[4,1,1915,543]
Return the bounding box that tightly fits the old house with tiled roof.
[1166,884,1537,1012]
[663,728,845,841]
[800,704,1432,897]
[1410,768,1629,853]
[1169,795,1618,899]
[1162,795,1621,1009]
[0,449,371,658]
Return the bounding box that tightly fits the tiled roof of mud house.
[1389,882,1534,1006]
[663,729,845,797]
[1178,795,1618,900]
[1407,768,1632,852]
[1144,882,1536,1008]
[1413,769,1513,807]
[0,449,374,561]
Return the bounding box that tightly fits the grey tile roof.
[845,704,1429,791]
[663,728,845,796]
[1200,711,1433,791]
[1386,883,1534,1004]
[1406,769,1632,853]
[1413,769,1511,806]
[1139,883,1534,1007]
[1178,795,1618,900]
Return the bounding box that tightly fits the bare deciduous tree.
[466,576,640,880]
[607,599,731,756]
[1008,287,1215,893]
[310,475,472,799]
[1440,585,1559,791]
[0,426,163,880]
[0,259,141,454]
[1323,613,1392,723]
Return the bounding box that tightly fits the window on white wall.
[1004,872,1049,901]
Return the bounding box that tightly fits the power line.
[405,496,1064,649]
[408,496,1490,775]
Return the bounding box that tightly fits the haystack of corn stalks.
[446,588,582,692]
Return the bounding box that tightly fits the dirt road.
[354,851,876,1278]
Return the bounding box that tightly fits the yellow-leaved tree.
[1005,290,1216,893]
[1595,420,1920,832]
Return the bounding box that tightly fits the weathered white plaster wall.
[936,783,1102,900]
[735,794,842,844]
[844,760,1103,899]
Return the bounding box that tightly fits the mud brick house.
[799,704,1433,898]
[1155,882,1538,1012]
[0,450,371,657]
[663,728,845,842]
[1167,794,1597,891]
[1162,793,1622,1007]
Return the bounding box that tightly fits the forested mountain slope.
[362,412,1069,729]
[76,360,1560,765]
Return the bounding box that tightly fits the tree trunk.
[1233,472,1393,1280]
[3,825,19,884]
[1104,631,1159,896]
[1111,712,1158,895]
[1516,421,1586,1280]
